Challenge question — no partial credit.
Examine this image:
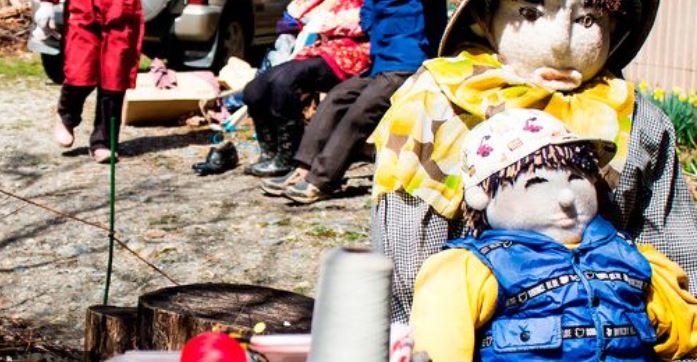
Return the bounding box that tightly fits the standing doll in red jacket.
[34,0,143,163]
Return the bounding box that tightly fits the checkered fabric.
[373,93,697,324]
[372,192,465,323]
[614,94,697,293]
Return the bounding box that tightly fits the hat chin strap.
[471,11,499,53]
[607,30,632,67]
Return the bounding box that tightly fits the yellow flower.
[639,81,649,93]
[253,322,266,334]
[679,94,688,103]
[654,88,665,101]
[673,86,684,95]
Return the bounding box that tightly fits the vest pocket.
[492,316,562,353]
[625,312,657,343]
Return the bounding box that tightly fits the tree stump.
[137,283,314,350]
[84,305,138,362]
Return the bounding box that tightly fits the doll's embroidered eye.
[519,7,543,22]
[525,177,548,188]
[569,174,584,181]
[576,14,597,28]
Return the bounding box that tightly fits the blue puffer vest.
[446,217,656,361]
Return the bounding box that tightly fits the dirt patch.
[1,316,81,360]
[0,5,32,56]
[0,76,373,354]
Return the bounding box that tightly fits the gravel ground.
[0,76,373,352]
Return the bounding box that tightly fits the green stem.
[104,115,116,305]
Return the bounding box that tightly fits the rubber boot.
[244,117,278,175]
[55,84,94,147]
[57,84,94,128]
[90,89,124,163]
[248,119,303,177]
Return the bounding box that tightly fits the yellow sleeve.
[410,249,499,362]
[640,244,697,360]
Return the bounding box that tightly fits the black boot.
[91,89,125,150]
[244,117,278,175]
[57,84,94,127]
[192,142,239,176]
[90,89,124,163]
[248,119,303,177]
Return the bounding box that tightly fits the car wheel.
[41,53,64,84]
[215,18,247,70]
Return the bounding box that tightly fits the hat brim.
[439,0,660,72]
[464,137,618,189]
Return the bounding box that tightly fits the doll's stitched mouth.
[533,68,583,89]
[555,216,578,228]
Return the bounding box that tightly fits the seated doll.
[410,109,697,361]
[372,0,697,325]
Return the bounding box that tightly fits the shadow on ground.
[61,129,213,158]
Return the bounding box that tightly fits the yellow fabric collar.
[371,49,634,218]
[423,49,635,171]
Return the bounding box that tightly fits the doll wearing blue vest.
[447,216,655,361]
[410,110,697,361]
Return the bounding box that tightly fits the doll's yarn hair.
[584,0,626,14]
[463,142,601,237]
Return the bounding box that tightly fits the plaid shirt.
[615,94,697,293]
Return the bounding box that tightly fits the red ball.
[180,332,247,362]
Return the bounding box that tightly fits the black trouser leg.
[243,58,341,176]
[90,88,125,152]
[57,84,95,128]
[294,76,370,167]
[243,58,340,156]
[306,72,412,191]
[265,58,341,121]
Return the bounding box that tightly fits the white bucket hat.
[462,109,617,189]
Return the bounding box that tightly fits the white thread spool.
[308,247,394,362]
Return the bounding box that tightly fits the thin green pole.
[103,115,116,305]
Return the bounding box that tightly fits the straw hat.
[438,0,660,72]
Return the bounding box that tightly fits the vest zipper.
[570,249,606,361]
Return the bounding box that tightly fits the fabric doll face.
[491,0,612,91]
[484,167,598,244]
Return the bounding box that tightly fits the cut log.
[84,305,138,362]
[137,283,314,350]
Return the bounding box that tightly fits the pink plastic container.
[250,334,311,362]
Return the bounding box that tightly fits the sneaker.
[260,168,306,196]
[54,117,74,148]
[90,148,118,164]
[283,180,331,204]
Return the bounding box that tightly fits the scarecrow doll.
[370,0,697,323]
[410,109,697,361]
[242,0,370,177]
[35,0,143,163]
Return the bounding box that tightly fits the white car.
[29,0,290,83]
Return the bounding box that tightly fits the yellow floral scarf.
[370,49,634,219]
